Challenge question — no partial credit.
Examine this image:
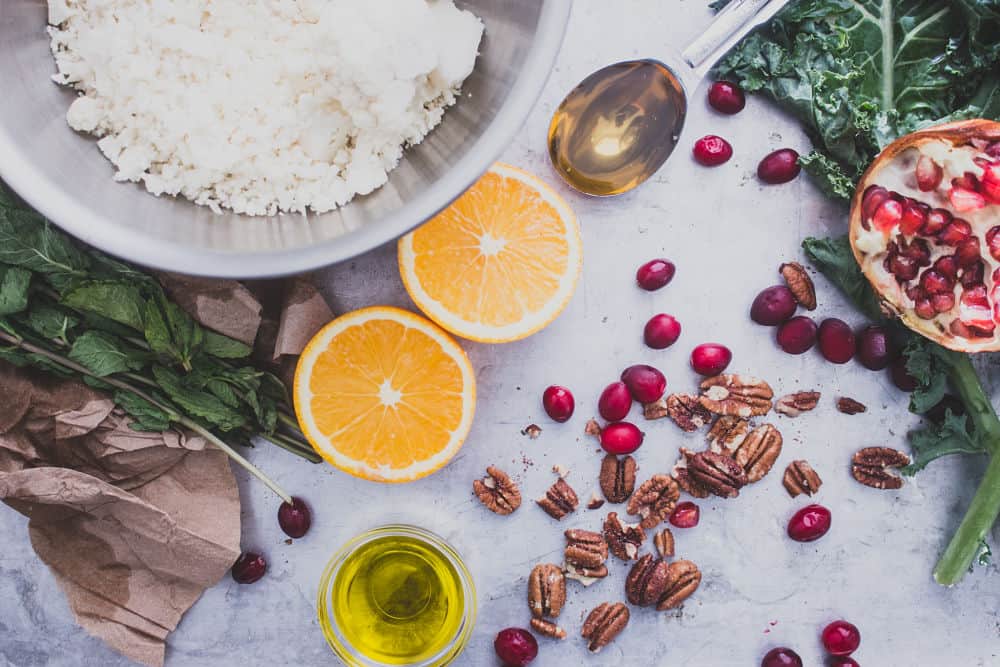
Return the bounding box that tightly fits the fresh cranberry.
[644,313,682,349]
[751,285,797,325]
[889,357,918,392]
[776,316,818,354]
[494,627,538,666]
[620,364,666,403]
[760,647,803,667]
[636,259,676,291]
[232,552,267,584]
[707,80,746,114]
[821,620,861,656]
[600,422,644,455]
[693,135,733,166]
[856,326,893,370]
[542,385,575,422]
[757,148,801,184]
[669,501,700,528]
[828,658,860,667]
[278,497,312,538]
[817,318,856,364]
[787,504,832,542]
[690,343,732,376]
[598,381,632,422]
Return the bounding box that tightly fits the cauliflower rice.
[47,0,483,216]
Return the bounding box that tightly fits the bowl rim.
[0,0,572,279]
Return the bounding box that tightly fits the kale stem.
[947,353,1000,454]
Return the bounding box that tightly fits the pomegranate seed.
[542,385,575,422]
[899,237,930,264]
[872,198,903,231]
[915,154,943,191]
[821,620,861,656]
[828,658,860,667]
[932,292,955,313]
[955,237,981,268]
[750,285,797,325]
[949,186,986,212]
[598,381,633,422]
[278,497,312,538]
[757,148,801,184]
[932,255,958,280]
[693,134,733,166]
[707,80,746,114]
[937,219,972,246]
[787,504,832,542]
[620,364,666,403]
[494,628,538,666]
[952,172,981,191]
[961,260,985,287]
[669,501,700,528]
[919,269,952,295]
[899,200,928,235]
[921,208,951,235]
[232,552,267,584]
[644,313,682,349]
[888,254,918,281]
[856,326,893,370]
[890,357,918,392]
[914,298,936,320]
[982,163,1000,203]
[987,141,1000,158]
[817,318,855,364]
[861,186,890,222]
[986,227,1000,261]
[600,421,644,455]
[690,343,732,376]
[760,647,803,667]
[776,316,817,354]
[636,258,676,291]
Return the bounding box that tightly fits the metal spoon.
[548,0,791,196]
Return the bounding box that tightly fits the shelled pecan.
[528,563,566,619]
[531,617,566,640]
[472,466,521,515]
[706,415,749,454]
[581,602,629,653]
[775,391,821,417]
[663,393,713,431]
[780,261,817,310]
[732,423,783,483]
[653,528,675,558]
[536,477,579,520]
[642,397,669,420]
[564,529,609,580]
[852,447,910,489]
[586,493,605,510]
[625,474,680,529]
[783,460,822,497]
[624,554,671,606]
[521,423,542,439]
[698,374,774,418]
[603,512,645,560]
[585,419,603,437]
[671,456,711,499]
[599,454,636,503]
[656,559,702,610]
[681,447,748,498]
[837,397,867,415]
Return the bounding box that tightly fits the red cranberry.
[750,285,797,325]
[757,148,801,184]
[690,343,732,376]
[636,258,676,291]
[620,364,666,403]
[644,313,682,349]
[776,316,817,354]
[598,381,632,422]
[708,80,746,114]
[278,497,311,538]
[889,357,918,392]
[600,422,644,455]
[669,501,700,528]
[542,385,575,422]
[821,620,861,656]
[856,325,893,370]
[232,552,267,584]
[761,647,803,667]
[693,135,733,166]
[828,658,860,667]
[787,504,832,542]
[817,318,856,364]
[494,627,538,666]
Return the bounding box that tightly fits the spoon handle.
[681,0,791,74]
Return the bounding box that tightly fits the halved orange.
[293,307,475,482]
[399,163,582,343]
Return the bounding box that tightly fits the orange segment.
[293,307,475,482]
[399,163,582,342]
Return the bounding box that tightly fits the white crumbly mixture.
[47,0,483,216]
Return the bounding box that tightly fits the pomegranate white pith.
[849,120,1000,352]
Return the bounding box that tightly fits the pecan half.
[732,423,783,483]
[585,419,602,437]
[624,554,670,606]
[536,478,579,520]
[664,393,713,432]
[682,447,748,498]
[625,474,680,528]
[643,397,669,420]
[775,391,821,417]
[837,397,867,415]
[531,617,566,640]
[599,454,636,504]
[655,559,702,611]
[706,415,749,454]
[653,528,675,558]
[852,447,910,490]
[671,455,711,499]
[698,374,774,418]
[522,423,542,439]
[473,466,521,515]
[581,602,629,653]
[603,512,645,560]
[780,261,817,310]
[528,563,566,619]
[783,460,822,497]
[564,529,609,572]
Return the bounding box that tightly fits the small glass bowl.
[317,525,476,666]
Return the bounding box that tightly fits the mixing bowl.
[0,0,570,278]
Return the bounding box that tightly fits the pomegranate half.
[849,119,1000,352]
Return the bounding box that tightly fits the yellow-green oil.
[329,534,465,664]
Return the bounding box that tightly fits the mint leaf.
[0,266,31,316]
[202,330,252,359]
[152,365,247,432]
[904,410,986,475]
[144,297,205,368]
[62,281,146,331]
[114,390,174,432]
[25,305,79,344]
[68,331,146,377]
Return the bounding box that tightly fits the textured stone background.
[2,2,999,665]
